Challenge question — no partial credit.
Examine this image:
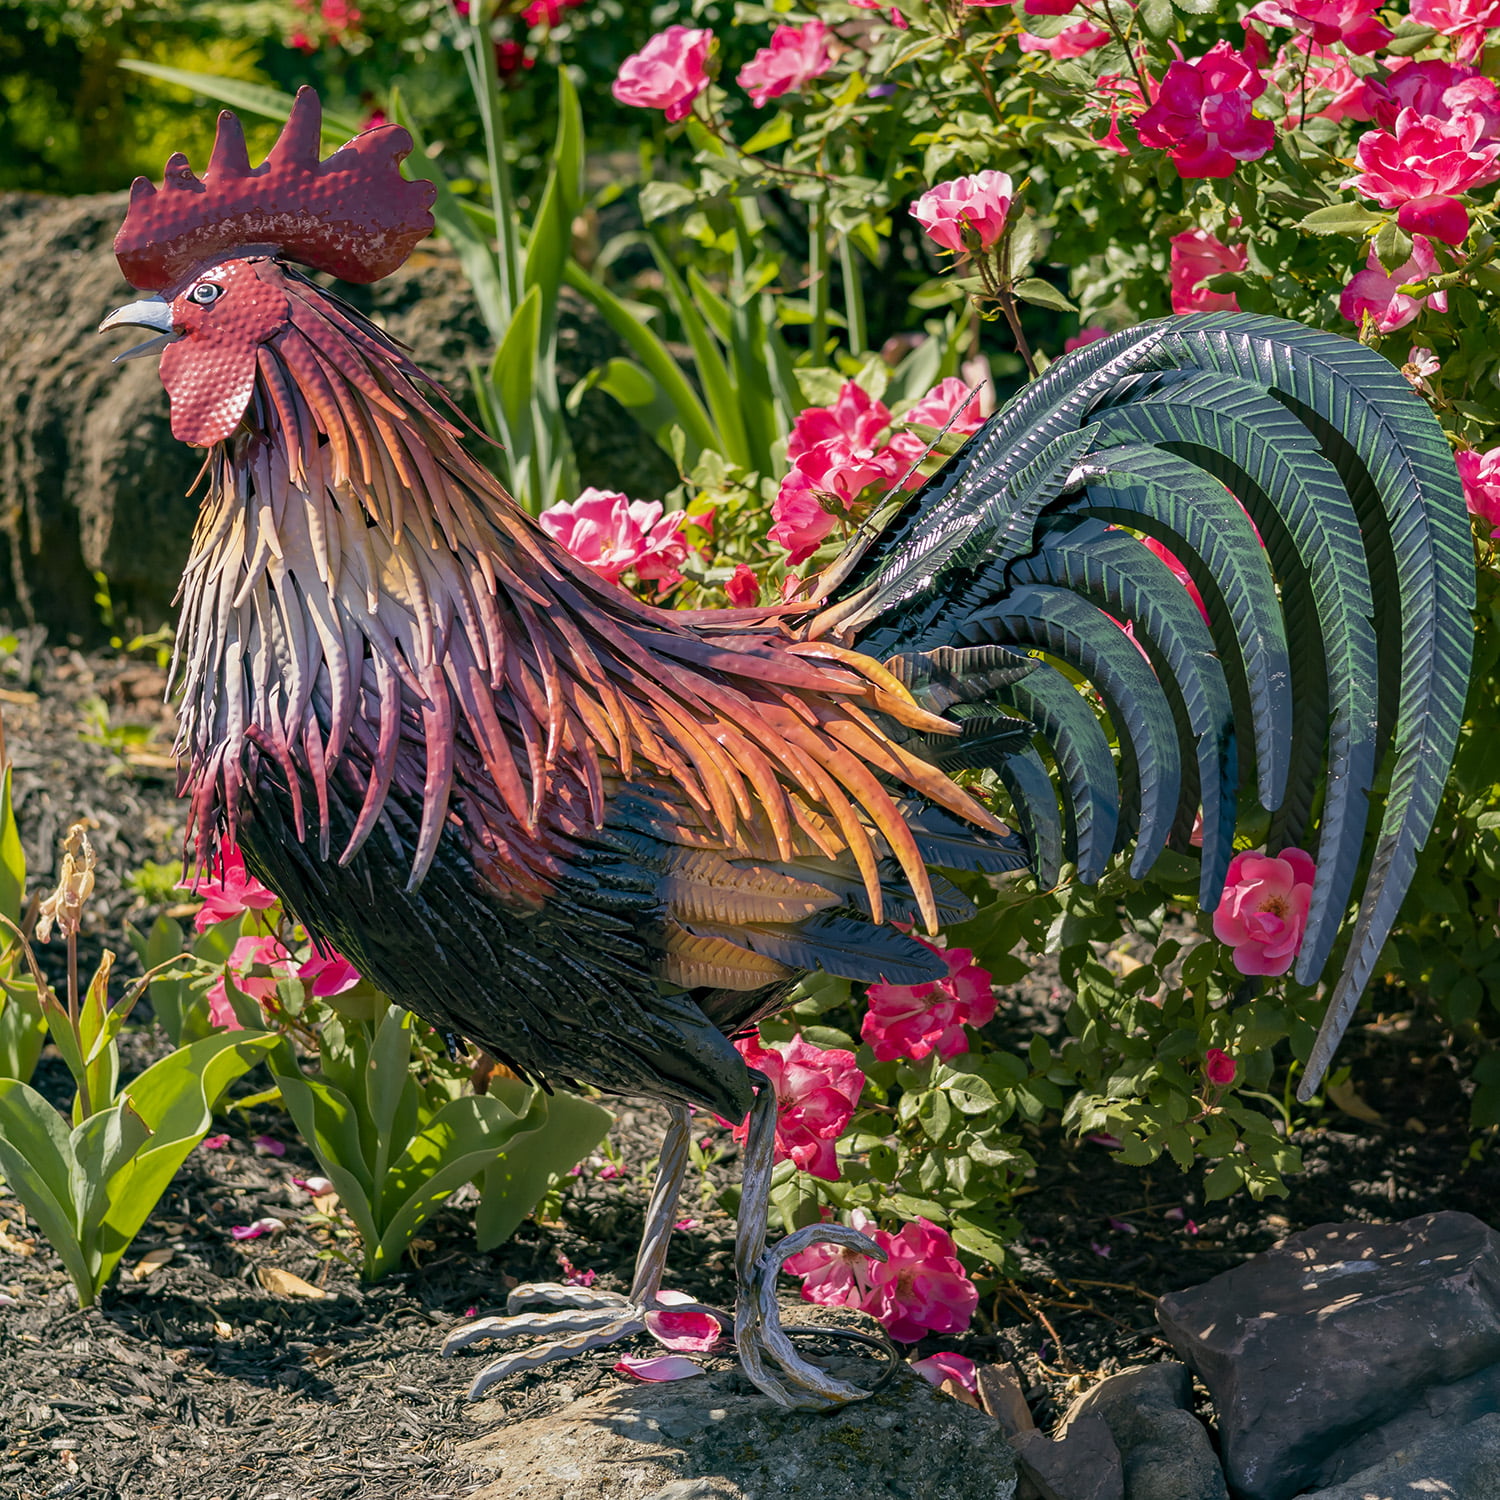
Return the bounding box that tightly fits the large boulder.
[459,1311,1017,1500]
[0,191,675,641]
[1156,1211,1500,1500]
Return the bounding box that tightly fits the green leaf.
[391,97,509,342]
[0,977,46,1085]
[564,260,718,460]
[116,62,363,137]
[1297,203,1385,237]
[371,1088,548,1277]
[742,114,794,155]
[639,181,698,223]
[489,283,544,450]
[0,765,25,922]
[0,1079,90,1297]
[1139,0,1175,37]
[522,67,583,330]
[567,359,683,452]
[475,1081,612,1250]
[97,1033,278,1290]
[1010,278,1077,314]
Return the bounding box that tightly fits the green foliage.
[0,926,275,1305]
[0,761,43,1086]
[267,1002,610,1278]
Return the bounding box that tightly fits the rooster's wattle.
[100,91,1475,1410]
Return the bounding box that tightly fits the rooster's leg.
[444,1105,728,1399]
[732,1071,901,1411]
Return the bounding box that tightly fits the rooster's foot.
[442,1282,729,1400]
[734,1223,902,1412]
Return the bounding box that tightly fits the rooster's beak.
[98,297,180,363]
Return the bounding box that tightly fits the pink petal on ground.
[613,1354,707,1382]
[200,1134,230,1150]
[252,1135,287,1157]
[230,1217,285,1241]
[646,1290,725,1352]
[292,1176,334,1195]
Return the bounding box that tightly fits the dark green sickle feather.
[837,312,1474,1102]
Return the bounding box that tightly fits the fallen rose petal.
[252,1135,287,1157]
[646,1289,725,1352]
[200,1133,230,1150]
[293,1176,335,1196]
[911,1350,979,1393]
[231,1217,286,1241]
[613,1353,707,1382]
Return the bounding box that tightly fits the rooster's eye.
[189,283,223,305]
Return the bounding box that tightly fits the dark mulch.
[2,643,1498,1497]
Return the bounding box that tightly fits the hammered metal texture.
[159,260,289,445]
[114,86,435,292]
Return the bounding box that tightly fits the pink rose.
[1065,325,1111,351]
[1137,42,1276,179]
[182,844,278,932]
[1211,847,1316,978]
[911,1351,979,1394]
[727,1033,864,1181]
[1243,0,1391,54]
[726,563,760,607]
[1018,19,1111,56]
[737,21,833,108]
[866,1219,979,1344]
[1457,447,1500,536]
[770,382,906,562]
[1348,109,1500,245]
[1338,235,1449,333]
[862,938,996,1064]
[888,377,987,472]
[1205,1048,1238,1086]
[910,170,1014,254]
[539,488,691,591]
[1363,60,1500,137]
[612,26,712,124]
[298,948,362,997]
[209,934,293,1030]
[782,1210,978,1344]
[523,0,583,23]
[1410,0,1500,64]
[769,469,839,564]
[1169,228,1247,315]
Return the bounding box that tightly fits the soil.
[1,643,1497,1499]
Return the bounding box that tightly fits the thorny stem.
[973,236,1038,380]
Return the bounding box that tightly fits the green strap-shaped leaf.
[0,1079,90,1297]
[564,260,719,460]
[95,1032,280,1290]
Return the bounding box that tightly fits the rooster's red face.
[99,257,289,447]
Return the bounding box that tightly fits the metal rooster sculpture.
[101,91,1475,1411]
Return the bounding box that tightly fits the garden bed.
[1,643,1495,1500]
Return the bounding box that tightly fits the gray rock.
[460,1310,1017,1500]
[1156,1211,1500,1500]
[1295,1409,1500,1500]
[1064,1364,1227,1500]
[1012,1411,1122,1500]
[1308,1358,1500,1488]
[0,190,676,640]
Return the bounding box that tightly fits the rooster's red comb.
[114,87,437,293]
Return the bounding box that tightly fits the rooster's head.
[98,87,435,447]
